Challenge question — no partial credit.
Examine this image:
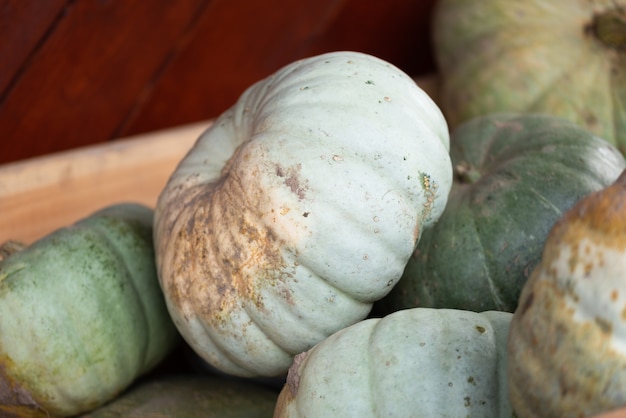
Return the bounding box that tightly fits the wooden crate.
[0,121,210,244]
[0,75,438,245]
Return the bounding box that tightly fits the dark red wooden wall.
[0,0,437,164]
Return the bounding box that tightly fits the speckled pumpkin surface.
[154,51,453,378]
[0,203,180,418]
[507,169,626,417]
[274,308,514,418]
[432,0,626,154]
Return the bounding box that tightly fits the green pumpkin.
[379,113,626,313]
[80,374,278,417]
[275,308,514,418]
[431,0,626,154]
[0,203,180,417]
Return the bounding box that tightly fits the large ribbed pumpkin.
[154,51,453,378]
[379,113,626,313]
[432,0,626,154]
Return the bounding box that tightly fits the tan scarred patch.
[166,169,294,330]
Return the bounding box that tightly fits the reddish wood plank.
[310,0,437,76]
[121,0,349,137]
[0,0,66,94]
[0,0,208,164]
[122,0,436,138]
[0,0,437,164]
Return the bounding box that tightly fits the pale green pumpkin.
[432,0,626,153]
[275,308,514,418]
[0,203,180,417]
[154,51,453,378]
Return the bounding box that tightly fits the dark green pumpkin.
[80,374,278,417]
[0,203,180,417]
[378,113,626,313]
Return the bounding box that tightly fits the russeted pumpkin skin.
[0,203,180,418]
[431,0,626,153]
[379,113,626,313]
[507,169,626,417]
[154,51,453,378]
[274,308,514,418]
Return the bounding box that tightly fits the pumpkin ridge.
[468,201,507,311]
[201,304,291,375]
[610,66,626,154]
[365,319,383,416]
[88,222,153,370]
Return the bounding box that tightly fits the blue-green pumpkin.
[0,203,180,417]
[379,113,626,313]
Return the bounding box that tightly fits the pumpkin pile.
[2,0,626,416]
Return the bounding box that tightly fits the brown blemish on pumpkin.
[548,170,626,252]
[286,352,307,396]
[611,289,619,302]
[0,241,26,263]
[274,352,309,414]
[475,325,486,334]
[276,163,308,200]
[417,172,438,240]
[166,173,294,333]
[594,317,613,334]
[0,356,47,417]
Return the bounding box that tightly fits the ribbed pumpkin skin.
[507,169,626,417]
[0,203,180,418]
[432,0,626,153]
[380,113,626,313]
[274,308,514,418]
[80,374,278,418]
[154,51,452,378]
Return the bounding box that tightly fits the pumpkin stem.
[0,240,26,262]
[591,8,626,49]
[454,162,481,184]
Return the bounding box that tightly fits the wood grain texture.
[0,0,66,93]
[122,0,437,138]
[0,0,207,163]
[121,0,348,137]
[0,0,437,164]
[309,0,436,76]
[0,120,210,245]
